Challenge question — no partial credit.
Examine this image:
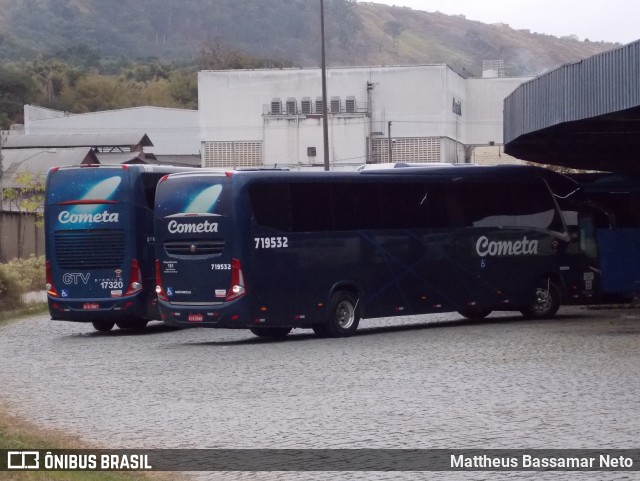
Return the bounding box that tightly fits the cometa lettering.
[476,235,538,257]
[58,210,119,224]
[168,220,218,234]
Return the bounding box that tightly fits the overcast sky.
[359,0,638,44]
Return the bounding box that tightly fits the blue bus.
[45,164,192,331]
[570,172,640,302]
[154,165,595,338]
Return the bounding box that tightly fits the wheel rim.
[336,300,355,329]
[532,287,552,314]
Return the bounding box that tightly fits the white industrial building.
[198,65,532,170]
[9,64,530,171]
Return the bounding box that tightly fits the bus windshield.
[155,173,229,218]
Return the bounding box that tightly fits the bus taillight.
[225,259,246,302]
[155,259,168,301]
[125,259,143,296]
[45,260,58,297]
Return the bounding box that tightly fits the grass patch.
[0,405,186,481]
[0,303,48,327]
[0,403,183,481]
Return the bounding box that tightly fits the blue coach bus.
[154,165,596,338]
[45,164,191,331]
[570,172,640,302]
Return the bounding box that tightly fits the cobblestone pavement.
[1,307,639,480]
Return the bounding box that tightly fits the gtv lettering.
[58,210,119,224]
[476,236,539,257]
[167,220,218,234]
[62,273,90,285]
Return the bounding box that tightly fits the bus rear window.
[156,176,229,217]
[47,169,126,205]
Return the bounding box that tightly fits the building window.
[307,147,317,157]
[286,98,297,115]
[204,141,263,168]
[271,98,282,115]
[452,97,462,116]
[371,137,442,164]
[315,98,324,114]
[301,98,312,115]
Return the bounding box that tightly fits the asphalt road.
[1,307,639,480]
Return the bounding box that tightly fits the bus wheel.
[92,320,115,332]
[324,291,360,338]
[520,280,560,320]
[249,327,292,338]
[312,324,329,337]
[457,308,492,320]
[116,319,149,330]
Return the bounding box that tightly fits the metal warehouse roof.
[1,148,98,187]
[3,133,153,149]
[504,40,640,172]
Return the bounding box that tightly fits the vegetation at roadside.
[0,255,45,312]
[0,404,175,481]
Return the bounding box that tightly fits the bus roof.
[48,163,196,176]
[159,164,580,196]
[355,162,470,171]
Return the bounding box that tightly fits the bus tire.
[116,319,149,330]
[323,291,360,338]
[312,324,329,337]
[457,308,492,320]
[92,320,115,332]
[520,279,561,320]
[249,327,292,338]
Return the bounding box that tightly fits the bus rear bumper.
[47,294,150,322]
[158,299,252,328]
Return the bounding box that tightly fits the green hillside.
[0,0,617,76]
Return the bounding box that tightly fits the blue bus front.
[45,166,145,323]
[154,172,247,327]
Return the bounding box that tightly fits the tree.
[384,20,405,48]
[168,71,198,109]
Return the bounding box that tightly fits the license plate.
[83,303,100,310]
[188,313,204,322]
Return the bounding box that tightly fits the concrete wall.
[0,212,44,262]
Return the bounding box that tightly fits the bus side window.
[249,182,292,231]
[378,183,428,229]
[290,183,333,232]
[462,181,560,231]
[332,182,382,231]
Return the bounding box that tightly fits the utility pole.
[320,0,330,171]
[0,132,4,206]
[388,121,393,163]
